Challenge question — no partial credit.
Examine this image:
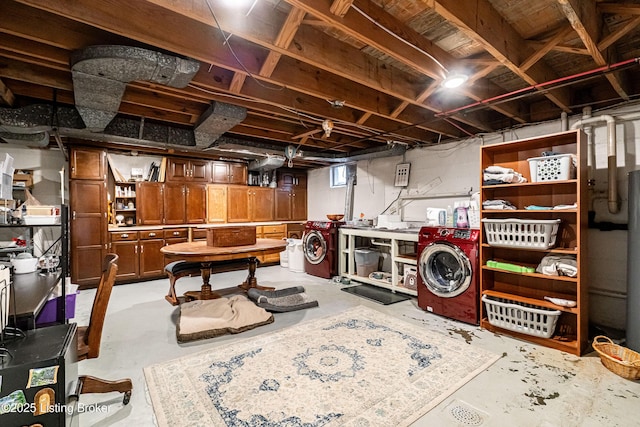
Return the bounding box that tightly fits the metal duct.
[70,45,200,132]
[248,156,285,171]
[0,131,49,147]
[194,102,247,149]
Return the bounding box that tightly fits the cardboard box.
[206,226,256,247]
[13,172,33,188]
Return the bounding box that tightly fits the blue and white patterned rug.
[144,306,500,426]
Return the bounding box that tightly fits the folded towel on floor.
[176,295,274,342]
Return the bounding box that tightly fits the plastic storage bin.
[279,250,288,268]
[527,153,575,182]
[482,218,561,249]
[36,285,79,326]
[482,295,561,338]
[354,248,380,277]
[287,239,304,273]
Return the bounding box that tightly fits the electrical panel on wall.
[394,163,410,187]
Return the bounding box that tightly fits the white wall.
[308,103,640,330]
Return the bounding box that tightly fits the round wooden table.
[161,239,287,301]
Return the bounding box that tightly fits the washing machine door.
[303,230,327,265]
[419,242,472,298]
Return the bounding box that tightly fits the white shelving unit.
[338,227,419,296]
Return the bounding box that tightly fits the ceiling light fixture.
[322,119,334,138]
[442,73,468,89]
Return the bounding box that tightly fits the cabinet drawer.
[164,228,188,239]
[262,224,286,234]
[110,231,139,242]
[192,229,207,240]
[140,230,162,240]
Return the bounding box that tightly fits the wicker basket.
[592,335,640,380]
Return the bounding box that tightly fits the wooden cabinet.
[479,129,587,355]
[278,170,307,188]
[70,179,108,287]
[249,187,274,222]
[139,230,165,278]
[70,147,106,180]
[163,182,186,225]
[275,188,307,221]
[109,229,165,281]
[166,158,210,182]
[256,224,286,263]
[164,183,206,224]
[137,182,164,225]
[227,185,250,223]
[212,161,247,184]
[185,184,207,224]
[110,231,139,281]
[206,184,227,223]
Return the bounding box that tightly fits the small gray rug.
[341,284,411,305]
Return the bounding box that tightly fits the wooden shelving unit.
[479,129,588,355]
[113,182,137,226]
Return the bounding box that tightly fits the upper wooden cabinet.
[278,170,307,188]
[206,184,227,223]
[274,187,307,221]
[137,182,164,225]
[70,147,106,180]
[212,161,247,184]
[163,183,207,224]
[227,185,250,223]
[166,158,210,182]
[249,187,275,222]
[185,184,207,224]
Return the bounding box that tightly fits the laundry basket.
[527,153,575,182]
[482,295,561,338]
[592,336,640,380]
[482,218,561,249]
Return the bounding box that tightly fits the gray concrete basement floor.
[73,265,640,426]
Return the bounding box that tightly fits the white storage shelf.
[338,227,419,296]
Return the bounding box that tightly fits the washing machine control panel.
[452,229,472,239]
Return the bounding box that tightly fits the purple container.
[35,293,77,326]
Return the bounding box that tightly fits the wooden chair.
[76,253,133,404]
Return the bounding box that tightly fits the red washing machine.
[417,227,480,325]
[303,221,343,278]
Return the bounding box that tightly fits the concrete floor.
[73,265,640,426]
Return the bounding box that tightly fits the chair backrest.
[83,253,118,359]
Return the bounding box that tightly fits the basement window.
[330,164,356,188]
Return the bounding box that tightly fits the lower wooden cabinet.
[256,224,286,264]
[109,228,177,282]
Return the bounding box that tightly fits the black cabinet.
[0,323,78,426]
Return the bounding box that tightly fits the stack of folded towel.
[483,199,517,210]
[483,165,527,184]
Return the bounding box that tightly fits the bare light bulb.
[322,119,334,138]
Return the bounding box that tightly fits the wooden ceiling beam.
[330,0,354,18]
[558,0,630,100]
[598,3,640,15]
[0,78,16,106]
[598,15,640,51]
[14,0,465,140]
[520,26,574,72]
[431,0,573,112]
[286,0,528,125]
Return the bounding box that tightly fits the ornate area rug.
[144,306,500,426]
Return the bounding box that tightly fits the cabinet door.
[163,183,186,224]
[136,182,164,225]
[227,185,250,222]
[250,187,274,221]
[211,162,229,183]
[274,188,292,221]
[291,188,307,220]
[207,184,227,223]
[190,160,210,182]
[139,238,166,278]
[70,148,106,180]
[70,180,107,286]
[111,240,139,281]
[228,163,247,184]
[186,184,207,224]
[166,158,189,181]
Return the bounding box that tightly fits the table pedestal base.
[183,257,274,302]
